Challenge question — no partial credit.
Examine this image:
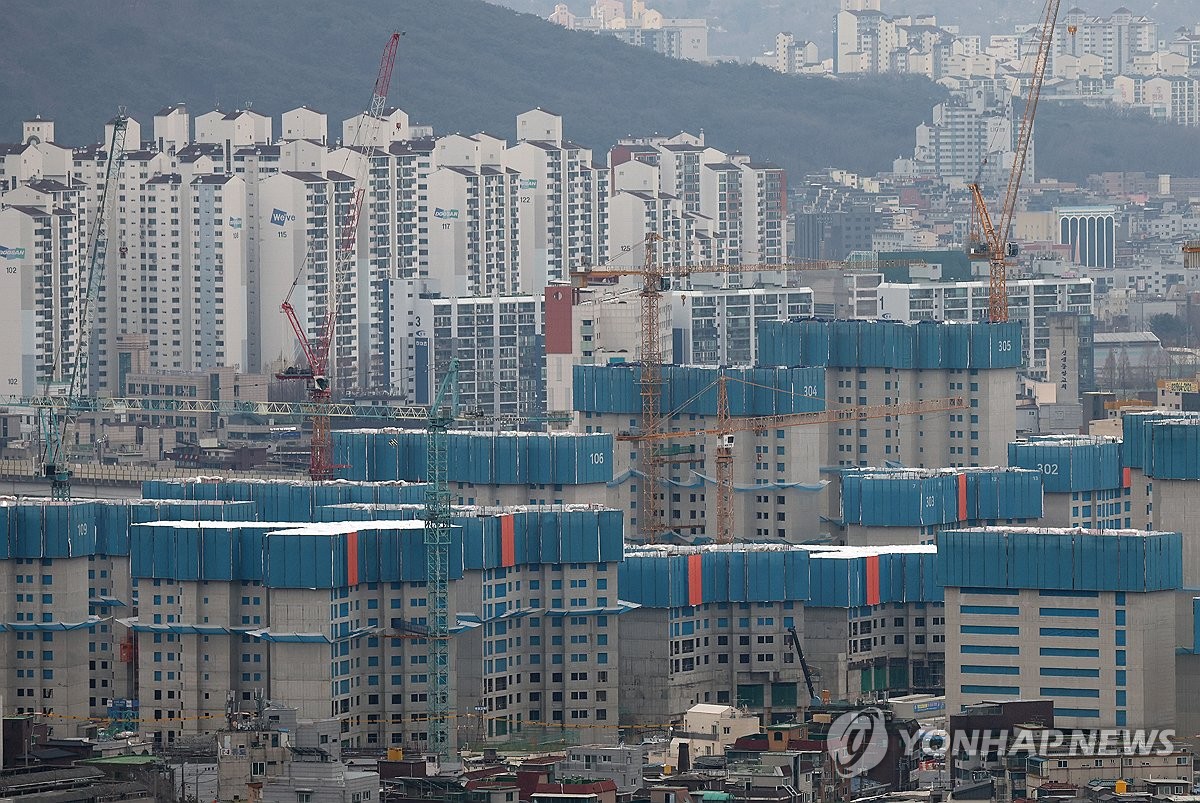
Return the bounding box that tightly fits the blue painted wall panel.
[1147,421,1200,480]
[938,528,1182,592]
[572,365,826,417]
[756,319,1021,370]
[1008,438,1122,493]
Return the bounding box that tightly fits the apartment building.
[549,2,709,62]
[194,108,272,173]
[834,467,1043,546]
[0,200,79,394]
[757,318,1022,469]
[426,162,521,296]
[875,277,1094,380]
[607,190,698,271]
[130,505,625,751]
[608,132,785,279]
[121,366,270,445]
[384,288,546,417]
[427,295,544,417]
[332,429,614,508]
[573,363,828,541]
[941,526,1181,729]
[906,81,1023,187]
[1113,74,1200,125]
[774,33,821,74]
[0,498,261,726]
[231,140,282,375]
[1055,6,1157,77]
[506,109,609,292]
[802,545,945,701]
[618,543,947,722]
[256,169,360,389]
[1007,436,1131,529]
[617,544,811,725]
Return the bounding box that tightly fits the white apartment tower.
[190,174,249,370]
[153,104,191,156]
[427,164,522,296]
[256,171,335,379]
[231,143,282,373]
[0,202,77,394]
[194,108,272,172]
[505,109,609,291]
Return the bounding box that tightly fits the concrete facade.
[876,277,1094,380]
[943,527,1180,730]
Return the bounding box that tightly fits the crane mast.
[42,114,128,500]
[278,32,401,480]
[973,0,1061,323]
[424,357,459,759]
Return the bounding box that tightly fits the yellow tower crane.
[571,247,930,543]
[967,0,1061,323]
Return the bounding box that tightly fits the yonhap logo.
[827,707,889,778]
[270,208,295,226]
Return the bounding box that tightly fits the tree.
[1148,313,1187,347]
[1101,350,1117,392]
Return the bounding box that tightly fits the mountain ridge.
[0,0,1197,184]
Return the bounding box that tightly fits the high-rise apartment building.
[1055,7,1157,77]
[0,192,81,394]
[942,526,1181,730]
[618,542,947,717]
[908,81,1025,186]
[875,277,1094,379]
[506,109,609,292]
[427,295,545,418]
[129,503,625,751]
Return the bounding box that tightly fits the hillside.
[493,0,1196,60]
[0,0,1198,184]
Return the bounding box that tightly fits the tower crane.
[967,0,1061,323]
[424,357,459,759]
[41,113,128,500]
[571,247,918,543]
[278,32,401,480]
[628,371,965,544]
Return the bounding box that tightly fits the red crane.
[278,32,401,480]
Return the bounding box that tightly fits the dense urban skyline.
[0,2,1199,803]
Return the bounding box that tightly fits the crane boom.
[572,249,916,543]
[974,0,1061,323]
[42,114,128,499]
[278,32,401,480]
[622,397,968,443]
[788,625,819,705]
